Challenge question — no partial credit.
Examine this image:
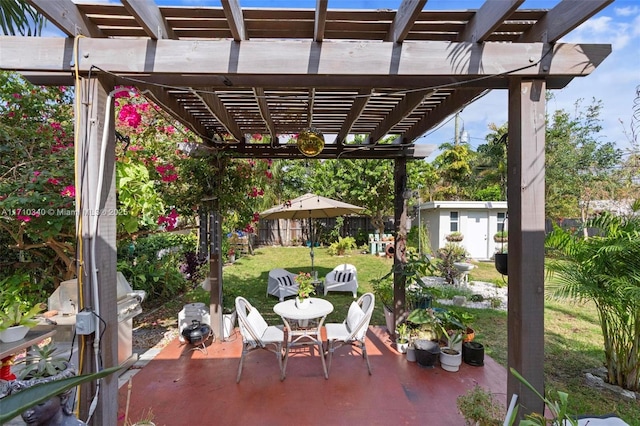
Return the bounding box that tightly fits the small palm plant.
[545,206,640,392]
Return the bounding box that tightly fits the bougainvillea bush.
[0,71,77,285]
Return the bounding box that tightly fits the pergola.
[1,0,612,423]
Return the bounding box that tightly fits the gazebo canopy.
[3,0,611,159]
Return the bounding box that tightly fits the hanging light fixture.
[297,127,325,157]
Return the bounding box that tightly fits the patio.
[117,326,507,425]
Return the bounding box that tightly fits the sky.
[73,0,640,160]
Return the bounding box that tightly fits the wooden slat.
[403,89,485,142]
[385,0,427,42]
[335,89,372,144]
[459,0,524,42]
[194,89,244,140]
[138,84,211,140]
[27,0,105,37]
[519,0,613,42]
[253,88,277,141]
[369,90,433,143]
[122,0,176,40]
[221,0,247,41]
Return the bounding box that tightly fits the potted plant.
[6,342,86,425]
[494,244,508,275]
[294,272,315,309]
[0,302,45,343]
[456,384,505,425]
[440,330,463,372]
[227,247,236,263]
[445,231,464,242]
[406,308,443,368]
[493,230,508,243]
[371,276,394,333]
[395,323,410,354]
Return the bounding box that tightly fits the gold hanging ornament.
[297,127,325,157]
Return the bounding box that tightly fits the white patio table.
[273,297,333,379]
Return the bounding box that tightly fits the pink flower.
[47,178,60,185]
[118,104,142,128]
[12,93,22,99]
[61,185,75,197]
[128,145,143,151]
[16,215,31,222]
[33,171,41,177]
[161,174,178,182]
[158,208,179,230]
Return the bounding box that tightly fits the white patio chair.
[235,296,286,383]
[324,292,375,377]
[267,268,299,301]
[324,263,358,297]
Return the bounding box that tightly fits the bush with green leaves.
[436,242,469,284]
[327,236,356,255]
[456,384,504,426]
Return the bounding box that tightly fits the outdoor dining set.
[235,264,374,383]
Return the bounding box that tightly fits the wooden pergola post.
[392,158,409,333]
[76,77,119,424]
[507,78,547,418]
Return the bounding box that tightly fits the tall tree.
[545,97,622,224]
[473,123,508,201]
[432,142,474,200]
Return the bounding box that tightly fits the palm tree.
[545,205,640,391]
[0,0,45,36]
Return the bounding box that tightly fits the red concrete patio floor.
[117,326,507,425]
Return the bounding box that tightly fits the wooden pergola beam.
[138,84,211,140]
[403,88,486,142]
[385,0,427,43]
[368,90,434,143]
[0,38,610,80]
[122,0,176,40]
[194,89,244,141]
[27,0,105,37]
[314,0,328,42]
[519,0,613,43]
[253,88,277,142]
[459,0,524,42]
[335,89,372,145]
[221,0,247,41]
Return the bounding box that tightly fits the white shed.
[417,201,507,261]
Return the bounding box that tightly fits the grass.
[182,247,639,424]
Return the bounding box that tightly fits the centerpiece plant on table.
[294,272,315,309]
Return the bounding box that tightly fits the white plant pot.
[396,341,408,354]
[295,297,310,310]
[440,347,462,372]
[0,325,29,343]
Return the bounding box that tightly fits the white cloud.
[615,6,640,17]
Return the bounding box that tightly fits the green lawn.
[183,246,639,424]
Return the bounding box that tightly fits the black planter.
[462,341,485,366]
[494,253,508,275]
[414,339,440,368]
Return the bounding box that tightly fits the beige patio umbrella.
[260,193,365,271]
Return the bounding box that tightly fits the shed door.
[466,211,489,259]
